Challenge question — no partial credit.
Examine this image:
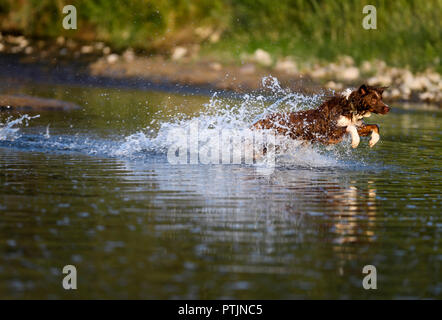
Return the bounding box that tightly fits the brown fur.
[252,84,390,146]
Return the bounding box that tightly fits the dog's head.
[350,84,390,116]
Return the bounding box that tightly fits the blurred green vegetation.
[0,0,440,72]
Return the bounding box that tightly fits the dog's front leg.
[357,124,380,148]
[346,125,360,148]
[369,131,380,147]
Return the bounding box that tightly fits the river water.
[0,81,440,299]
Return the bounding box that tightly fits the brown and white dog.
[252,84,390,148]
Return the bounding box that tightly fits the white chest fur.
[337,112,371,127]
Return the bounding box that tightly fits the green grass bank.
[0,0,440,72]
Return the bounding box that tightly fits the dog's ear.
[358,84,368,95]
[376,86,388,95]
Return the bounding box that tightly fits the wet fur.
[252,85,390,148]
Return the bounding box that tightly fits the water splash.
[109,77,351,168]
[0,114,40,141]
[44,124,50,139]
[0,78,360,169]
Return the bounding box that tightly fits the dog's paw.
[351,138,360,148]
[346,125,360,148]
[351,134,360,148]
[369,131,380,147]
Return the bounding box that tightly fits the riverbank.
[0,33,440,107]
[1,1,440,71]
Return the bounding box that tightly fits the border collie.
[252,84,390,148]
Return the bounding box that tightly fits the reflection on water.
[0,83,441,299]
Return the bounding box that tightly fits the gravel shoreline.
[0,33,440,107]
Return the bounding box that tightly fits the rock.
[419,91,435,102]
[171,46,187,60]
[373,60,387,71]
[418,76,432,90]
[240,63,255,75]
[390,88,401,99]
[209,30,222,43]
[384,67,396,79]
[195,27,212,39]
[325,81,343,90]
[426,83,439,93]
[56,36,65,45]
[209,62,222,71]
[94,42,105,50]
[19,39,28,48]
[406,75,431,91]
[309,67,327,79]
[326,63,340,74]
[337,55,355,66]
[424,70,440,84]
[122,48,135,62]
[252,49,272,67]
[102,46,111,55]
[66,39,77,49]
[337,66,360,81]
[24,46,33,54]
[81,45,94,54]
[367,75,392,86]
[40,50,49,58]
[274,58,297,75]
[106,54,119,64]
[10,46,22,54]
[399,84,411,99]
[399,70,414,84]
[9,36,28,48]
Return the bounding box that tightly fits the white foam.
[0,114,40,141]
[342,88,352,100]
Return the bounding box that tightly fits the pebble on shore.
[275,58,298,75]
[251,49,273,67]
[171,46,188,61]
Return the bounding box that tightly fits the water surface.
[0,83,440,299]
